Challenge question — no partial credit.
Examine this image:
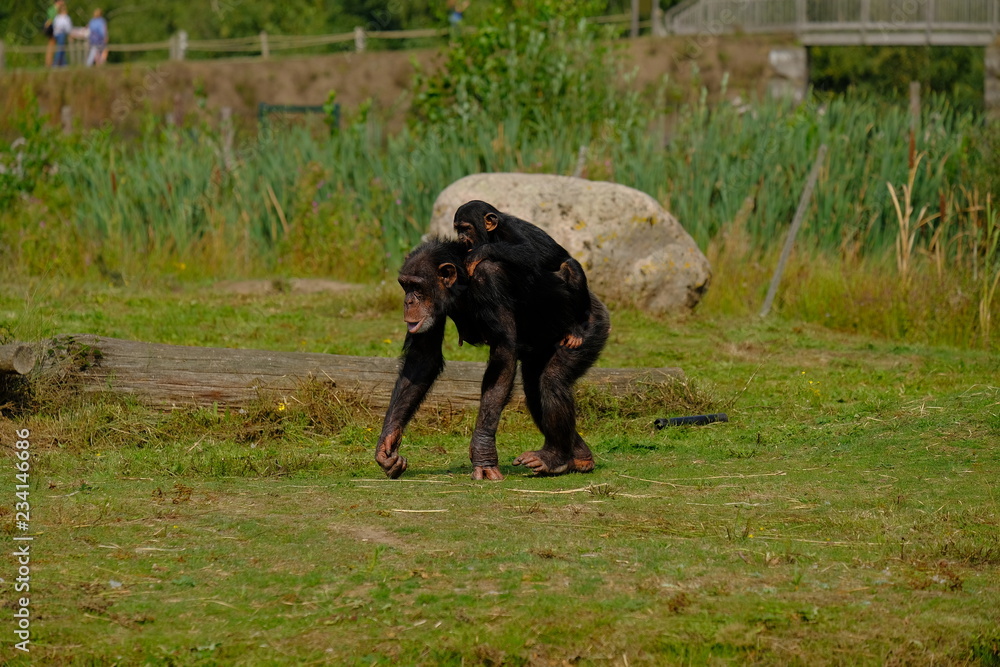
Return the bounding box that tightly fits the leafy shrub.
[0,88,61,210]
[411,0,649,140]
[811,45,984,113]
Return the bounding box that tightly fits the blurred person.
[43,0,58,67]
[52,2,72,67]
[86,8,108,66]
[448,0,469,26]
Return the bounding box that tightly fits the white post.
[860,0,870,43]
[354,26,366,52]
[61,105,72,134]
[630,0,640,38]
[260,31,269,58]
[177,30,188,61]
[985,44,999,119]
[926,0,934,45]
[651,3,666,37]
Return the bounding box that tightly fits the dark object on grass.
[654,413,729,429]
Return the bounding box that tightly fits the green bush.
[811,45,985,113]
[411,0,649,140]
[0,88,62,210]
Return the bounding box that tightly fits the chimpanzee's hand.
[375,431,407,479]
[465,247,488,277]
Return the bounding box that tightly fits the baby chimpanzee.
[453,200,593,348]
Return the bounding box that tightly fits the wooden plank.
[35,335,683,411]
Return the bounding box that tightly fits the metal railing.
[663,0,1000,45]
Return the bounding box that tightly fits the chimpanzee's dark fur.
[375,238,610,481]
[453,200,593,348]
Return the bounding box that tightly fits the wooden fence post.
[909,81,921,168]
[987,44,1000,119]
[651,4,666,37]
[860,0,870,43]
[221,107,234,169]
[170,30,187,61]
[573,145,588,178]
[630,0,640,37]
[926,0,935,44]
[61,105,72,134]
[260,31,269,58]
[760,144,828,318]
[173,93,185,127]
[354,26,366,52]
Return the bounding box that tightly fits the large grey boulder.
[428,173,711,314]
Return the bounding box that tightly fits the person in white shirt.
[52,2,72,67]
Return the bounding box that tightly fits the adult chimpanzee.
[375,238,610,481]
[453,200,593,349]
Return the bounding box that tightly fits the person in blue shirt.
[86,8,108,66]
[448,0,469,26]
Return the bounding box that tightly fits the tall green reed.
[48,89,984,280]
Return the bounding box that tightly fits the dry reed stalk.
[888,153,936,286]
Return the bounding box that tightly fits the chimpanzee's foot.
[513,434,596,475]
[559,332,584,349]
[471,466,504,481]
[572,437,595,473]
[512,449,571,474]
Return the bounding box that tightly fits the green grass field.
[1,281,998,665]
[3,7,999,660]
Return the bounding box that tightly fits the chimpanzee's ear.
[484,212,499,232]
[437,262,458,288]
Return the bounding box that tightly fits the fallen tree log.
[0,344,36,375]
[35,334,683,411]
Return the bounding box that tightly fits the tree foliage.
[0,0,635,45]
[409,0,649,139]
[811,45,985,112]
